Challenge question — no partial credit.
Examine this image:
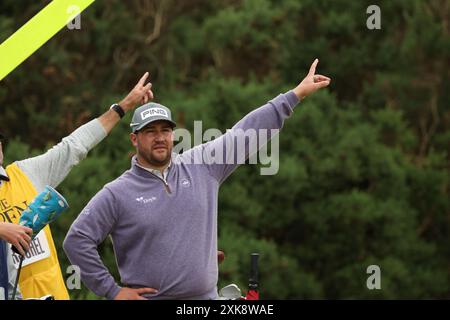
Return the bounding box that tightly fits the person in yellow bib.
[0,72,154,300]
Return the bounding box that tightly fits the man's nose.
[154,132,165,141]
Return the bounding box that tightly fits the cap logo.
[141,108,168,120]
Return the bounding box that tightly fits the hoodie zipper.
[163,180,172,194]
[148,171,172,194]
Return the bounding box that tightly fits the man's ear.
[130,132,138,147]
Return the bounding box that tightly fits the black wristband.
[110,103,125,118]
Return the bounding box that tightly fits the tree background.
[1,0,449,299]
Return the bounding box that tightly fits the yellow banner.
[0,0,95,80]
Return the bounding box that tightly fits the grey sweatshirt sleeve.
[63,187,121,300]
[181,90,300,183]
[16,119,107,191]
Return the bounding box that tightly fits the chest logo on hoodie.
[136,196,157,204]
[181,179,190,188]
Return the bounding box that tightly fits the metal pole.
[11,255,24,300]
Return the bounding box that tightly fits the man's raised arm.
[16,72,154,191]
[182,59,331,183]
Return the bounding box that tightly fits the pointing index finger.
[308,59,319,76]
[137,72,150,86]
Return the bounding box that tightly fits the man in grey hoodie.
[63,59,331,300]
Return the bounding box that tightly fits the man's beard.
[139,147,172,167]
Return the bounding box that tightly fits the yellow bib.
[0,163,69,300]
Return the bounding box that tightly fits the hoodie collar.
[131,155,174,180]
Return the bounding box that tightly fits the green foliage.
[1,0,449,299]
